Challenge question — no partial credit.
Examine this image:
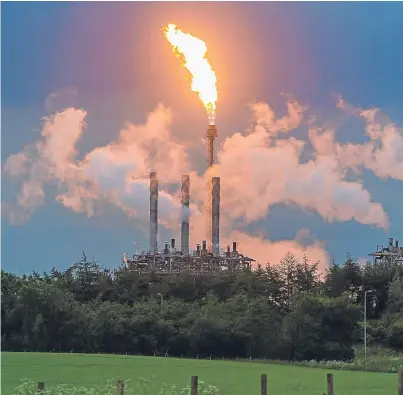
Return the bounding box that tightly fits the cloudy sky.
[2,2,403,274]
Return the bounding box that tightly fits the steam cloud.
[4,92,400,269]
[310,97,403,182]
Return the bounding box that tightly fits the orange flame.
[164,23,217,125]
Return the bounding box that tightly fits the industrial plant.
[120,115,403,276]
[369,237,403,265]
[121,124,256,275]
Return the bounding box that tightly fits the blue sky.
[2,2,403,274]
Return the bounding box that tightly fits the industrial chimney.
[206,125,218,168]
[149,171,158,254]
[212,177,220,255]
[181,175,190,255]
[205,125,218,253]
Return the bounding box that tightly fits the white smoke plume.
[213,101,389,231]
[310,97,403,182]
[3,108,88,223]
[4,92,399,268]
[251,94,307,136]
[3,104,188,226]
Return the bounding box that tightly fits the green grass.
[1,352,397,395]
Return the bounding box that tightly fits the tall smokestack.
[212,177,220,255]
[181,175,190,255]
[206,125,218,253]
[206,125,218,167]
[149,171,158,254]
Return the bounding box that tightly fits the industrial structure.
[368,237,403,265]
[205,124,218,253]
[121,119,403,275]
[121,173,255,275]
[206,124,218,168]
[121,120,255,275]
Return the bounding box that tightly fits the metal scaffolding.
[122,241,254,276]
[368,237,403,265]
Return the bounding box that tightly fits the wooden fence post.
[398,371,403,395]
[37,382,45,394]
[327,373,334,395]
[191,376,198,395]
[116,380,124,395]
[261,374,267,395]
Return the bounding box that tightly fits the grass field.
[1,352,396,395]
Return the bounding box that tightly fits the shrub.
[388,318,403,350]
[12,379,222,395]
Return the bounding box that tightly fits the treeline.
[2,252,403,361]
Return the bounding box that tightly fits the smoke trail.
[310,97,403,182]
[251,94,306,136]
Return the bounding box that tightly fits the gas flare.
[164,23,217,125]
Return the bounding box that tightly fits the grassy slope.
[1,352,395,395]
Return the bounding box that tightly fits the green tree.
[281,293,360,361]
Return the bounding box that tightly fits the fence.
[35,371,403,395]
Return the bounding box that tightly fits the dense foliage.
[2,252,403,361]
